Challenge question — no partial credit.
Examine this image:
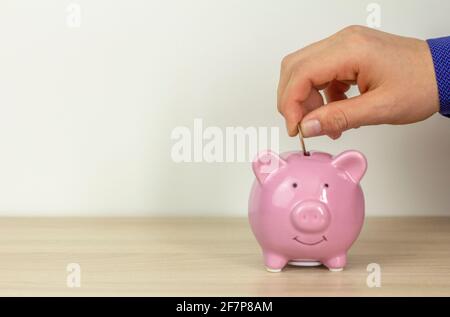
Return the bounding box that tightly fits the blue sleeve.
[427,36,450,117]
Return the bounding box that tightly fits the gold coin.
[298,123,310,156]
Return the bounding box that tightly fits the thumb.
[300,93,376,139]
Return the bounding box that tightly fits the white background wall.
[0,0,449,216]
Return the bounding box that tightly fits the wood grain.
[0,217,449,296]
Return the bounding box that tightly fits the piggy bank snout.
[291,201,330,233]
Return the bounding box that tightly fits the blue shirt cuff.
[427,36,450,118]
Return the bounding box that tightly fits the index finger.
[279,43,359,136]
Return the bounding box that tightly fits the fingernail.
[301,119,321,137]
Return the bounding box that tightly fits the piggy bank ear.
[331,150,367,183]
[252,150,286,184]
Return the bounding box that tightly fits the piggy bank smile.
[248,150,367,272]
[293,235,327,246]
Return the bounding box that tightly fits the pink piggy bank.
[249,150,367,272]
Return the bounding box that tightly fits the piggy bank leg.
[323,254,347,272]
[263,251,288,273]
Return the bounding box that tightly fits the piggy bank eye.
[292,182,298,188]
[324,183,329,188]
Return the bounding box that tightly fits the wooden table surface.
[0,217,449,296]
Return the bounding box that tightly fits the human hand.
[277,25,440,139]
